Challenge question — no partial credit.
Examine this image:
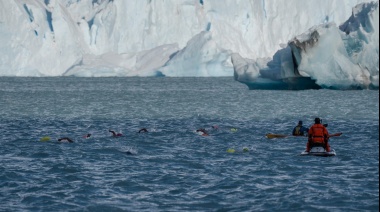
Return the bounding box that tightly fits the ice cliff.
[232,1,379,89]
[0,0,378,89]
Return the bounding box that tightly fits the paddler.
[292,120,309,136]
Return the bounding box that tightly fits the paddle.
[265,132,342,139]
[265,133,290,139]
[328,132,343,138]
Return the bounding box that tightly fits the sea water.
[0,77,378,211]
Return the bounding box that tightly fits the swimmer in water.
[211,125,219,130]
[58,137,74,143]
[109,130,122,137]
[83,133,92,139]
[196,128,209,136]
[138,128,148,133]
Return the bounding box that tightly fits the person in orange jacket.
[306,117,330,152]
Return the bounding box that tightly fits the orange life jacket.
[308,124,328,143]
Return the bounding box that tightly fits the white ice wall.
[0,0,372,76]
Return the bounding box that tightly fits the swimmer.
[211,125,219,130]
[138,128,148,133]
[83,133,92,139]
[58,137,74,143]
[109,130,122,137]
[227,147,249,153]
[196,128,209,136]
[211,125,219,131]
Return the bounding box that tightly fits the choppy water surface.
[0,77,378,211]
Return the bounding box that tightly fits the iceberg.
[233,1,379,89]
[0,0,377,88]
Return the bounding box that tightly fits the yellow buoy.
[226,148,235,153]
[230,128,238,132]
[40,136,51,142]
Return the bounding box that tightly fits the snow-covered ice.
[0,0,378,89]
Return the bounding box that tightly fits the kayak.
[300,146,336,157]
[265,133,290,139]
[266,132,342,139]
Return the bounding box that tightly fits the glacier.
[233,1,379,89]
[0,0,378,89]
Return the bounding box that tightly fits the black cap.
[314,117,321,124]
[298,120,303,125]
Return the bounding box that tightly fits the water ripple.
[0,77,378,211]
